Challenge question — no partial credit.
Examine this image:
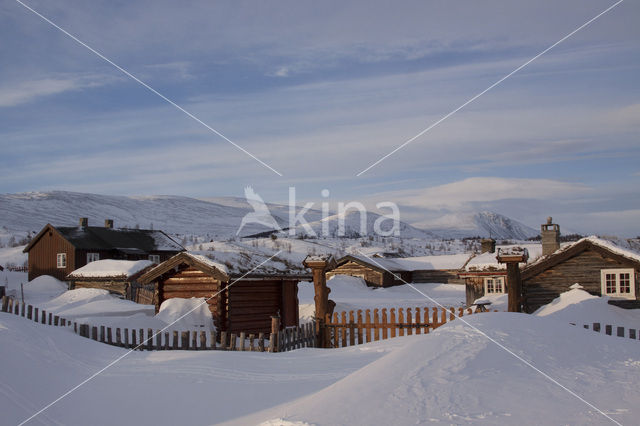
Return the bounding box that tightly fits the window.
[87,253,100,263]
[484,277,505,294]
[148,254,161,264]
[601,269,635,299]
[56,253,66,269]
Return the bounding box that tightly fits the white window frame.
[148,254,161,264]
[86,252,100,263]
[56,253,66,269]
[600,268,635,299]
[484,276,505,294]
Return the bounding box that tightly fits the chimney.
[79,217,88,228]
[541,216,560,256]
[104,219,114,229]
[480,238,496,254]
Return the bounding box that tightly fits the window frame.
[484,276,505,294]
[56,253,66,269]
[148,254,161,264]
[600,268,636,299]
[86,252,100,263]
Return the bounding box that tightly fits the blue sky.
[1,0,639,235]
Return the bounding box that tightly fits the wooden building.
[66,259,155,299]
[137,252,309,334]
[23,218,184,281]
[326,254,469,288]
[461,243,543,306]
[522,237,640,312]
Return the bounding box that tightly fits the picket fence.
[0,296,314,352]
[572,322,640,341]
[323,306,479,348]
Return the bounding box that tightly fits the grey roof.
[24,224,184,253]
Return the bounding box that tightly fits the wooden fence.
[572,322,640,341]
[322,306,478,348]
[5,266,28,272]
[1,295,315,352]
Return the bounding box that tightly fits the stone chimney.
[79,217,88,228]
[104,219,114,229]
[541,216,560,256]
[480,238,496,254]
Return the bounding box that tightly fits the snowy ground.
[1,311,638,425]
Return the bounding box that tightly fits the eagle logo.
[236,186,282,235]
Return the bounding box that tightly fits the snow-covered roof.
[341,253,473,272]
[67,259,154,279]
[465,244,543,272]
[183,252,230,275]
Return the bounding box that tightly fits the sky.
[0,0,639,235]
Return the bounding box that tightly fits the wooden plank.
[398,309,404,337]
[357,310,364,344]
[200,331,207,350]
[406,308,413,336]
[258,333,265,352]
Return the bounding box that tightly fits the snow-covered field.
[1,310,638,425]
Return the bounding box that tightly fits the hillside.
[0,191,538,242]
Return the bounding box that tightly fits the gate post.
[303,255,336,348]
[497,248,529,312]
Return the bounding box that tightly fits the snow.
[298,275,466,322]
[225,313,640,425]
[465,244,543,271]
[156,297,215,331]
[534,284,640,330]
[182,252,229,276]
[67,259,153,278]
[473,293,509,311]
[393,253,472,270]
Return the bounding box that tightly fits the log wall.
[523,248,639,313]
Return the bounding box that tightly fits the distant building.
[23,218,184,281]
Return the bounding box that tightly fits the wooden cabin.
[522,237,640,312]
[137,252,308,334]
[327,255,411,287]
[66,259,155,300]
[327,254,470,288]
[23,218,184,282]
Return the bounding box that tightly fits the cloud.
[0,74,115,107]
[371,177,590,210]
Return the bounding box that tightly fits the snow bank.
[156,297,215,331]
[235,313,640,425]
[67,259,153,278]
[19,275,68,304]
[534,284,640,329]
[473,293,508,311]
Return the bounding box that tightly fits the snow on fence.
[322,306,481,348]
[1,295,315,353]
[571,322,640,341]
[5,266,28,272]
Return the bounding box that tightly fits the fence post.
[100,326,105,343]
[1,296,8,312]
[270,315,280,352]
[107,328,113,345]
[617,327,624,337]
[593,323,600,333]
[210,331,217,350]
[91,326,98,341]
[239,332,246,351]
[116,328,122,346]
[630,329,637,340]
[200,331,207,350]
[605,325,612,336]
[191,330,198,350]
[148,329,154,351]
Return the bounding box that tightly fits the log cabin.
[23,218,184,282]
[522,237,640,312]
[66,259,155,300]
[137,252,310,334]
[326,253,470,287]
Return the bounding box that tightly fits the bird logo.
[236,186,282,235]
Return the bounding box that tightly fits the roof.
[522,236,640,280]
[24,224,184,254]
[335,253,473,273]
[67,259,154,280]
[138,252,230,284]
[464,244,543,272]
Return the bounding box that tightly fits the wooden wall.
[71,280,130,297]
[412,270,463,284]
[326,261,401,287]
[523,248,639,313]
[156,265,225,329]
[27,228,75,282]
[464,276,485,307]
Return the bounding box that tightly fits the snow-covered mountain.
[0,191,536,241]
[413,211,539,240]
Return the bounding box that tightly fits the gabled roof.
[522,236,640,280]
[138,252,230,285]
[24,224,184,253]
[334,253,472,273]
[66,259,154,281]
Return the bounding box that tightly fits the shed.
[66,259,155,300]
[138,252,309,333]
[522,237,640,312]
[23,218,184,281]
